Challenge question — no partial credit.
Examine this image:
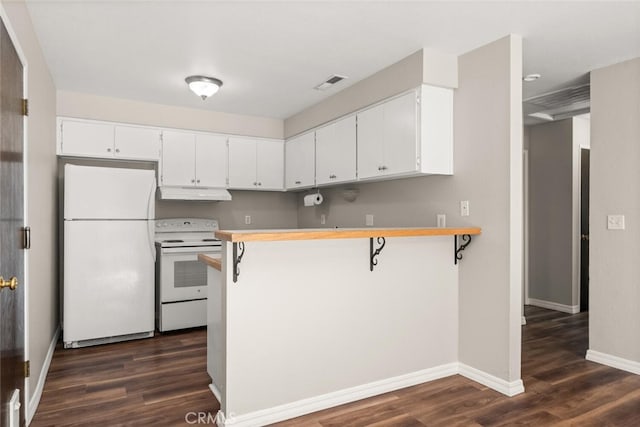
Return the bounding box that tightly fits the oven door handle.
[161,246,222,255]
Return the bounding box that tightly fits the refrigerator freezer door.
[64,164,156,220]
[63,220,155,343]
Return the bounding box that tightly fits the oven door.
[158,246,220,303]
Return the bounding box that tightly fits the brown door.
[0,15,25,427]
[580,148,590,312]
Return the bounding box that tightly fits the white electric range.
[154,218,221,332]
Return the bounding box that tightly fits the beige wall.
[528,119,574,306]
[589,57,640,364]
[1,0,58,416]
[297,35,523,384]
[157,191,297,230]
[284,48,457,138]
[57,90,284,139]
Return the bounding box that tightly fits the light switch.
[365,214,374,226]
[607,214,625,230]
[244,215,252,225]
[320,214,326,225]
[460,201,470,217]
[437,214,446,228]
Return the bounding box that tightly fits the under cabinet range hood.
[158,186,232,201]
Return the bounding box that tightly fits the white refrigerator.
[63,164,156,348]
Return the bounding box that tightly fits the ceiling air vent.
[524,83,590,123]
[314,74,348,91]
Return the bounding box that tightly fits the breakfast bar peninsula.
[199,226,481,427]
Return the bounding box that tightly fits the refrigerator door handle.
[146,178,156,262]
[147,220,156,263]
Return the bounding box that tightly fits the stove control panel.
[155,218,219,233]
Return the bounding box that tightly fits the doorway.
[580,148,590,311]
[0,14,26,427]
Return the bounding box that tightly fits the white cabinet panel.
[60,120,114,158]
[195,134,228,188]
[161,131,196,186]
[229,137,284,191]
[357,91,418,180]
[285,132,315,189]
[257,141,284,190]
[60,119,161,161]
[315,115,356,185]
[356,104,384,180]
[228,137,258,189]
[114,125,161,160]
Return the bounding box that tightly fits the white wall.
[589,57,640,368]
[1,0,58,418]
[57,90,284,139]
[294,36,523,386]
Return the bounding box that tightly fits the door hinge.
[24,360,30,378]
[22,98,29,116]
[22,226,31,250]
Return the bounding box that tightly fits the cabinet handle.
[115,148,120,153]
[381,165,388,171]
[253,182,257,186]
[378,166,383,171]
[197,179,200,184]
[295,180,301,185]
[191,179,195,183]
[107,148,112,153]
[329,174,337,179]
[258,182,262,186]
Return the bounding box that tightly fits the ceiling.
[25,1,640,121]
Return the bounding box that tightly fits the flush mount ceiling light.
[185,75,223,100]
[523,73,541,82]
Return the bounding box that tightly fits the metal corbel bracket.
[454,234,473,265]
[370,237,386,271]
[233,242,245,283]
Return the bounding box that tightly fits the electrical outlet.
[607,214,625,230]
[437,214,446,228]
[365,214,374,226]
[244,215,251,225]
[460,200,470,217]
[320,214,326,225]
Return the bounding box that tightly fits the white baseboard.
[209,383,221,403]
[458,363,525,397]
[521,316,526,325]
[27,325,60,425]
[218,363,459,427]
[586,349,640,375]
[528,298,580,314]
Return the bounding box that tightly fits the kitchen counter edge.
[214,227,482,243]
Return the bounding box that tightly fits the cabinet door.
[195,134,228,188]
[161,131,196,186]
[382,91,418,176]
[256,140,284,190]
[315,115,356,185]
[60,120,114,158]
[285,132,315,189]
[356,104,384,180]
[228,137,257,189]
[114,125,161,160]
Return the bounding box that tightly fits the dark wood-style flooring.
[31,307,640,426]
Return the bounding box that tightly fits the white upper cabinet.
[161,130,228,188]
[285,132,315,189]
[58,118,160,161]
[228,137,284,191]
[315,115,356,186]
[195,134,228,188]
[357,85,453,181]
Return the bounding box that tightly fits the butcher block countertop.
[214,227,481,243]
[198,254,221,271]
